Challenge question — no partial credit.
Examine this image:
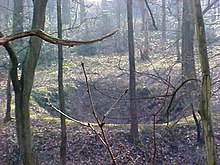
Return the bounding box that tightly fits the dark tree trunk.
[181,0,197,88]
[140,0,149,61]
[162,0,166,42]
[12,0,48,164]
[79,0,86,24]
[62,0,71,25]
[13,0,24,34]
[57,0,67,164]
[4,68,12,123]
[176,0,181,62]
[5,0,24,122]
[127,0,139,141]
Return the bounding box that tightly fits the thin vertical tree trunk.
[57,0,67,164]
[4,0,24,122]
[13,0,24,34]
[4,68,12,123]
[162,0,166,42]
[79,0,88,35]
[79,0,86,25]
[127,0,139,141]
[193,0,217,164]
[176,0,181,62]
[62,0,71,25]
[140,1,149,61]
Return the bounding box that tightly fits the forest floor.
[0,108,220,165]
[0,83,220,164]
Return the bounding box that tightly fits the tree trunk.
[162,0,166,42]
[62,0,71,25]
[79,0,88,34]
[182,0,202,143]
[101,0,110,35]
[79,0,86,25]
[115,0,121,29]
[13,0,48,164]
[140,0,150,61]
[4,68,12,123]
[193,0,217,164]
[127,0,139,141]
[57,0,67,164]
[13,0,24,34]
[176,0,181,62]
[3,0,23,122]
[181,0,197,89]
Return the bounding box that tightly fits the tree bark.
[176,0,181,62]
[127,0,139,141]
[13,0,24,34]
[182,0,202,143]
[79,0,86,24]
[62,0,71,25]
[193,0,217,164]
[140,0,150,61]
[181,0,197,89]
[13,0,48,164]
[162,0,166,42]
[57,0,67,164]
[4,68,12,123]
[3,0,22,122]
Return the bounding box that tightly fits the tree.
[12,0,24,34]
[176,0,181,62]
[193,0,217,164]
[161,0,166,42]
[3,0,24,123]
[62,0,71,25]
[127,0,139,140]
[181,0,202,143]
[10,0,48,164]
[0,0,10,28]
[181,0,197,90]
[139,0,150,61]
[1,25,116,165]
[79,0,86,25]
[57,0,67,164]
[101,0,111,35]
[4,68,12,123]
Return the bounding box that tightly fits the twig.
[81,62,118,165]
[81,62,100,125]
[166,78,199,126]
[49,103,90,127]
[151,77,170,165]
[50,103,116,164]
[101,88,128,123]
[202,0,219,15]
[144,0,158,30]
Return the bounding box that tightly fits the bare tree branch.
[81,62,117,165]
[202,0,219,15]
[101,89,128,123]
[0,32,21,94]
[166,78,199,126]
[0,29,118,46]
[144,0,158,30]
